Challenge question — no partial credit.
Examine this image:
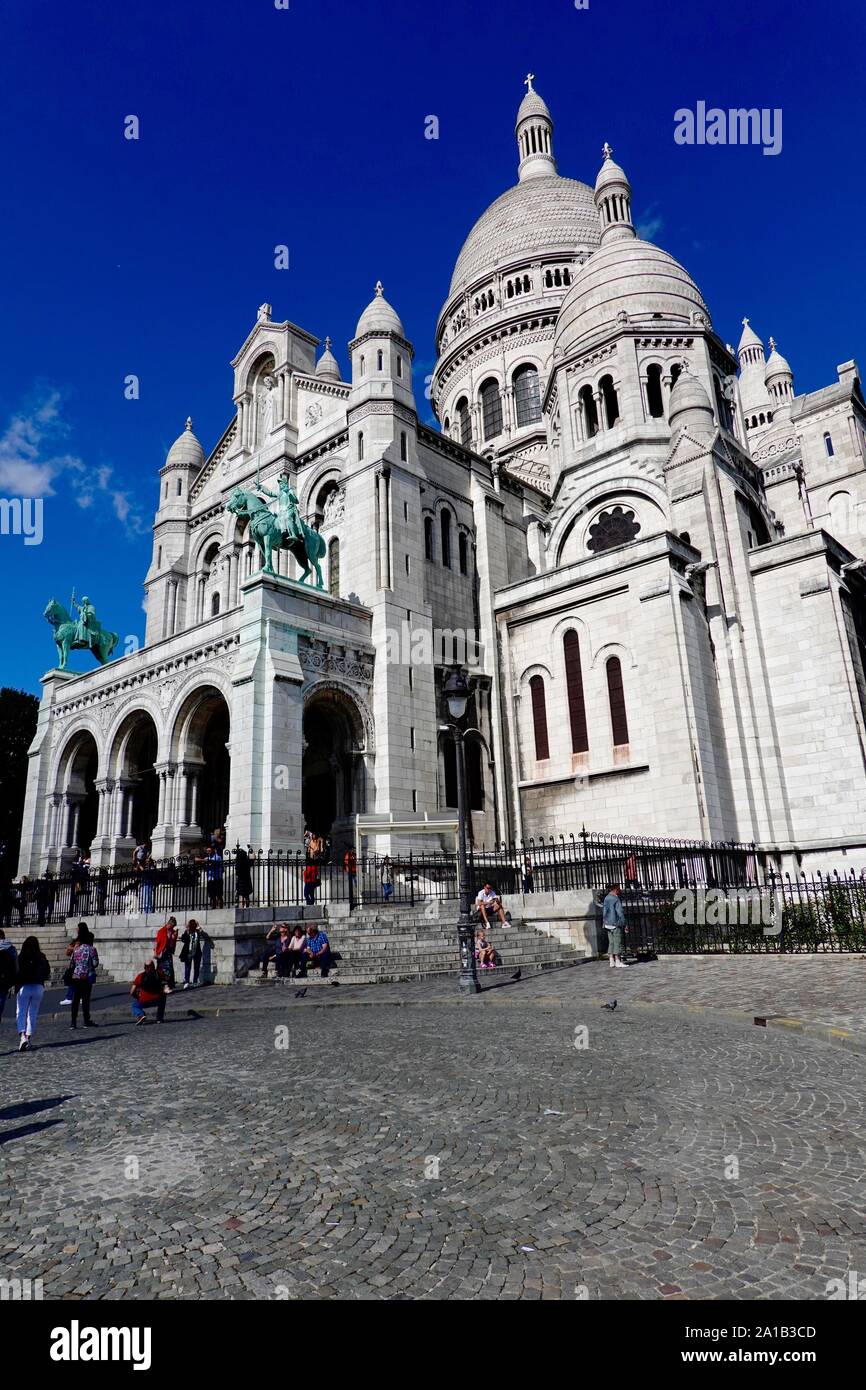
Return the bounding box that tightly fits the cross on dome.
[769,336,777,351]
[185,416,193,431]
[324,335,332,350]
[742,317,750,327]
[524,72,535,91]
[374,281,384,297]
[602,141,613,160]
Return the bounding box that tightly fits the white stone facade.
[18,81,866,877]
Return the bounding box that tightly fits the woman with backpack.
[68,925,99,1030]
[15,936,51,1051]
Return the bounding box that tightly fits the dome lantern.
[594,143,635,245]
[515,74,557,183]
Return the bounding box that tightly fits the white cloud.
[636,204,664,241]
[0,389,145,535]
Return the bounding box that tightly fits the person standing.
[14,936,51,1051]
[205,847,224,909]
[179,919,205,989]
[303,861,320,906]
[69,928,99,1029]
[602,883,629,968]
[130,959,167,1025]
[0,929,18,1024]
[343,847,357,909]
[380,856,394,902]
[154,917,178,992]
[235,845,253,909]
[140,854,157,914]
[522,855,535,894]
[61,920,92,1008]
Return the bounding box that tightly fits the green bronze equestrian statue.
[44,596,120,670]
[226,481,325,587]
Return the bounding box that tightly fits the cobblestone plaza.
[2,959,865,1302]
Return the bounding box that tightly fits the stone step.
[243,958,580,987]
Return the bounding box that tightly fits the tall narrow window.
[480,378,503,440]
[599,375,620,428]
[578,385,599,438]
[358,431,364,460]
[211,592,221,617]
[377,349,384,371]
[456,397,471,447]
[440,509,452,567]
[646,363,664,418]
[563,630,589,754]
[529,675,550,761]
[396,355,403,378]
[328,536,340,597]
[825,432,835,457]
[458,531,468,575]
[424,516,434,560]
[400,431,408,461]
[513,364,542,426]
[606,657,629,747]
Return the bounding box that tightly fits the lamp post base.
[457,917,481,994]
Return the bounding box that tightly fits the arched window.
[606,657,629,747]
[400,431,408,462]
[176,477,183,495]
[599,374,620,429]
[578,385,599,438]
[157,546,162,568]
[563,630,589,754]
[670,362,682,388]
[211,592,221,617]
[456,397,471,447]
[358,431,364,460]
[424,516,434,561]
[529,675,550,761]
[377,350,384,371]
[458,531,468,575]
[480,379,503,440]
[359,354,365,375]
[328,536,340,597]
[467,737,484,810]
[396,355,403,378]
[513,364,542,427]
[825,432,835,457]
[646,363,664,418]
[440,509,452,567]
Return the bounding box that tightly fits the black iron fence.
[619,871,866,955]
[3,832,865,953]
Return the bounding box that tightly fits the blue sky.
[2,0,864,694]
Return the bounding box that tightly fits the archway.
[121,714,159,845]
[59,732,99,852]
[172,687,231,843]
[302,687,366,840]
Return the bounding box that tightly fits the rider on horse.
[73,595,98,646]
[257,475,303,545]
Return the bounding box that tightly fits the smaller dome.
[166,417,204,469]
[595,144,630,196]
[315,336,342,382]
[668,366,714,433]
[765,337,792,380]
[738,317,763,355]
[515,87,552,127]
[554,239,709,357]
[355,281,405,339]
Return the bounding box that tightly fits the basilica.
[19,80,866,877]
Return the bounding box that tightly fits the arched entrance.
[302,687,367,840]
[125,716,159,845]
[58,732,99,853]
[172,686,231,847]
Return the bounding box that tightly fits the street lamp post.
[444,666,481,995]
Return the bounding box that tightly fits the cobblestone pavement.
[1,960,865,1300]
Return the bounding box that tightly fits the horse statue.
[226,485,325,588]
[44,598,119,670]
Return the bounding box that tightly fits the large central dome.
[448,176,599,297]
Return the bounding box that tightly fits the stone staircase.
[241,903,584,987]
[1,924,111,986]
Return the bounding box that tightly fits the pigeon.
[601,1000,618,1012]
[294,988,307,999]
[511,969,521,981]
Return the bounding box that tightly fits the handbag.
[62,965,74,986]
